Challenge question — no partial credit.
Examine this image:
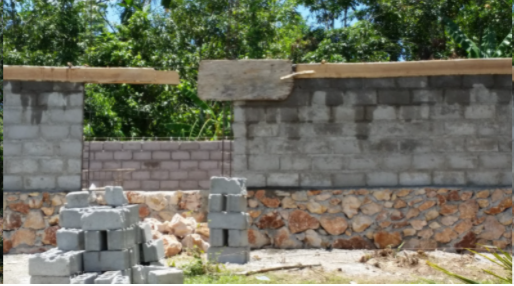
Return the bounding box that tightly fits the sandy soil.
[4,249,507,284]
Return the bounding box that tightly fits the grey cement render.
[232,75,512,188]
[3,80,84,192]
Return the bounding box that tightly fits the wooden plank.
[3,65,180,85]
[296,59,512,78]
[198,60,293,101]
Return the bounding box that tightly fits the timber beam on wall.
[3,65,180,85]
[295,58,512,79]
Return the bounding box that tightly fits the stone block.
[60,208,89,229]
[81,208,131,230]
[83,250,131,272]
[226,195,247,212]
[208,247,250,264]
[209,229,227,247]
[132,265,169,284]
[28,248,84,276]
[210,177,247,195]
[85,230,107,251]
[228,230,249,247]
[105,186,129,206]
[65,191,90,208]
[107,227,137,250]
[142,239,165,263]
[137,222,153,243]
[57,228,85,251]
[208,212,250,230]
[71,272,99,284]
[30,276,71,284]
[94,271,124,284]
[209,194,226,212]
[148,269,185,284]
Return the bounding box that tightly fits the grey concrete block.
[300,174,332,187]
[132,265,169,284]
[85,231,107,251]
[366,172,398,186]
[345,90,377,105]
[433,171,466,185]
[397,77,428,88]
[467,171,500,186]
[210,229,227,247]
[66,191,90,208]
[377,90,410,105]
[267,173,300,187]
[84,250,131,272]
[208,247,250,264]
[228,230,249,247]
[226,195,247,212]
[57,228,85,251]
[412,155,445,169]
[112,275,131,284]
[81,208,131,230]
[125,204,140,226]
[107,227,136,250]
[137,222,153,243]
[148,269,185,284]
[60,207,90,229]
[429,75,462,87]
[30,276,71,284]
[399,172,431,186]
[142,239,165,263]
[5,125,39,139]
[412,90,443,104]
[248,154,280,171]
[210,177,247,195]
[208,212,250,230]
[71,272,99,284]
[28,248,84,276]
[209,194,226,212]
[94,271,124,284]
[333,173,366,187]
[466,138,498,152]
[105,186,129,206]
[129,246,141,266]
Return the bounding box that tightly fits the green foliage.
[427,246,512,284]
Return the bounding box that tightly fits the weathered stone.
[332,190,342,195]
[492,240,509,249]
[440,204,458,215]
[167,191,182,206]
[392,221,409,229]
[248,229,271,248]
[4,239,13,253]
[405,238,437,250]
[454,220,473,235]
[126,191,146,204]
[491,189,504,202]
[279,210,290,220]
[275,191,290,197]
[5,212,23,230]
[161,235,182,257]
[455,232,477,250]
[436,194,446,205]
[42,226,59,245]
[291,191,308,201]
[24,211,46,229]
[384,202,393,208]
[168,214,194,237]
[41,207,54,216]
[460,192,473,201]
[418,229,433,239]
[315,193,332,201]
[49,215,60,226]
[304,229,323,248]
[360,202,383,215]
[319,215,347,235]
[425,209,439,221]
[473,217,485,225]
[477,199,489,208]
[393,200,407,209]
[410,220,427,230]
[51,195,64,206]
[257,212,285,229]
[249,210,262,218]
[374,231,402,248]
[28,198,43,209]
[288,210,319,233]
[459,200,478,219]
[9,202,30,214]
[446,190,460,201]
[356,189,368,195]
[327,205,342,213]
[281,197,297,209]
[259,196,281,208]
[429,222,441,229]
[373,190,392,201]
[352,216,372,233]
[182,233,209,252]
[479,216,505,240]
[329,198,341,206]
[248,199,259,208]
[247,191,255,198]
[139,205,151,218]
[158,211,174,221]
[332,237,374,249]
[390,210,404,221]
[475,190,490,199]
[434,228,458,243]
[405,209,419,219]
[418,201,436,211]
[274,227,301,248]
[379,221,391,228]
[498,213,512,226]
[376,210,388,221]
[441,216,459,226]
[396,189,411,197]
[147,193,168,211]
[306,200,327,214]
[12,229,36,247]
[307,190,322,196]
[341,196,361,218]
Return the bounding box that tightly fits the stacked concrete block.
[207,177,250,264]
[29,187,184,284]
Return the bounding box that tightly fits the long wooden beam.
[296,58,512,79]
[3,65,180,85]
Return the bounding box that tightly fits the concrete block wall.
[232,75,512,188]
[4,81,84,192]
[82,141,232,190]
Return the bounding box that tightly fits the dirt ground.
[4,249,507,284]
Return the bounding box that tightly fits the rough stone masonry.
[28,186,184,284]
[4,81,84,192]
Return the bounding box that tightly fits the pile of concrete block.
[28,186,184,284]
[207,177,250,264]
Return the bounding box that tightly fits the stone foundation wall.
[3,190,207,254]
[246,188,512,251]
